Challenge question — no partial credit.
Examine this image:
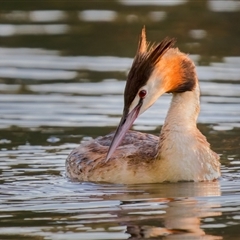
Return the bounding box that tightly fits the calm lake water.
[0,1,240,239]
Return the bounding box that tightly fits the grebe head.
[106,27,197,161]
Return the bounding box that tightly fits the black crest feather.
[124,28,175,111]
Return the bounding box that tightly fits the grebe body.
[66,27,220,184]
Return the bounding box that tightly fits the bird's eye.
[139,89,147,99]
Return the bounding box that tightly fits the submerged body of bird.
[66,27,220,184]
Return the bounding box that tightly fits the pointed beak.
[106,99,143,162]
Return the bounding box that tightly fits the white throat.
[157,83,202,166]
[162,82,200,132]
[154,83,220,182]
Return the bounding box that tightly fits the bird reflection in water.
[120,182,222,239]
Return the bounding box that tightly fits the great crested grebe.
[66,27,220,184]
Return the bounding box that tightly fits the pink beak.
[105,101,142,162]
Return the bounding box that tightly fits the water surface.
[0,1,240,239]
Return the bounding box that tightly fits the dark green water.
[0,1,240,239]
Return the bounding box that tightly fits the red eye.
[139,89,147,99]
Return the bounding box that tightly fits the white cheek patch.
[129,95,140,113]
[139,75,165,115]
[128,71,165,115]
